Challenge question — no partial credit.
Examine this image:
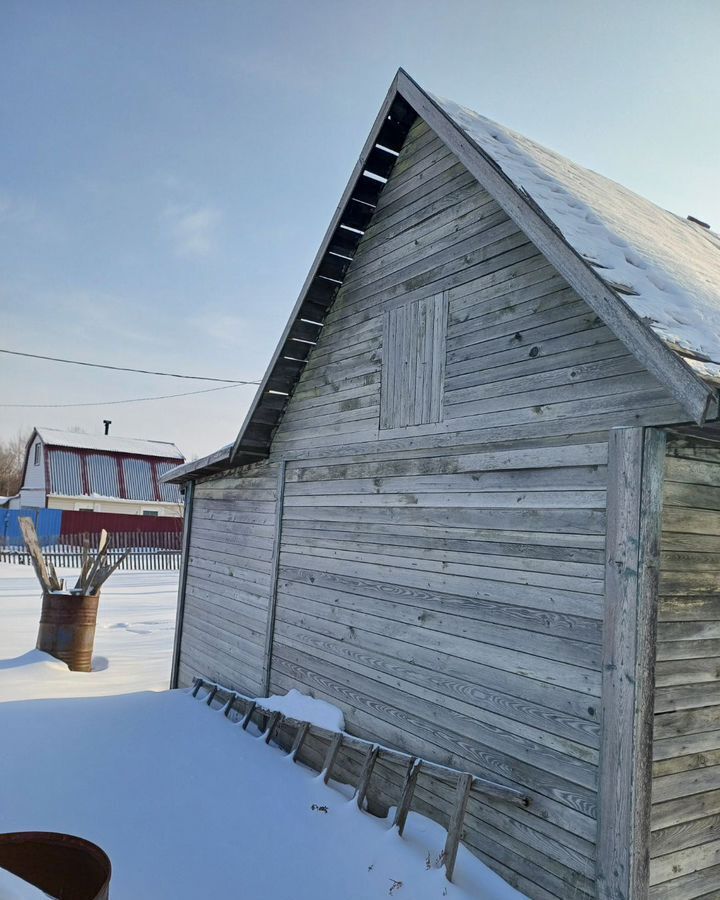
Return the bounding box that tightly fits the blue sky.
[2,0,719,459]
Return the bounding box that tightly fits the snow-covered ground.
[0,566,525,900]
[0,565,177,701]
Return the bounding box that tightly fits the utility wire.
[0,383,246,409]
[0,347,259,384]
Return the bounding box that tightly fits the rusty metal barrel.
[0,832,111,899]
[36,592,100,672]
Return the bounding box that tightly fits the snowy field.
[0,566,524,900]
[0,565,177,701]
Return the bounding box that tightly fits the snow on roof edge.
[432,93,720,383]
[35,426,184,459]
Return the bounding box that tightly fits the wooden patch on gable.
[380,292,448,429]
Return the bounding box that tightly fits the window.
[142,510,159,517]
[34,443,41,466]
[380,293,448,429]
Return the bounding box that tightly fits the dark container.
[0,832,111,899]
[36,592,100,672]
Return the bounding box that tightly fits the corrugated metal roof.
[36,427,183,459]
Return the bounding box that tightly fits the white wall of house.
[46,495,183,517]
[19,437,47,507]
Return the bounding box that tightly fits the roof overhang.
[161,444,235,484]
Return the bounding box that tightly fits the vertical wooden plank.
[444,772,473,882]
[388,306,398,429]
[597,427,664,900]
[393,757,420,836]
[422,296,435,424]
[380,307,392,430]
[205,684,218,707]
[415,298,428,425]
[264,711,282,744]
[261,461,287,697]
[406,299,418,428]
[430,291,448,423]
[241,701,256,730]
[633,428,666,895]
[222,692,237,717]
[398,304,409,427]
[170,480,194,689]
[597,426,643,900]
[290,722,310,761]
[355,744,379,809]
[322,733,343,784]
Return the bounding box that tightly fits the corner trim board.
[261,460,287,696]
[169,479,194,689]
[596,426,665,899]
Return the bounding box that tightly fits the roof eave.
[229,71,417,463]
[161,444,255,484]
[43,443,184,463]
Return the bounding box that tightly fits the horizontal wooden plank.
[651,788,720,831]
[275,597,601,695]
[652,813,720,857]
[279,542,604,595]
[276,580,601,670]
[277,551,603,619]
[649,861,720,900]
[278,562,602,641]
[270,652,598,820]
[650,838,720,887]
[655,682,720,713]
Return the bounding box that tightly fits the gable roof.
[166,69,719,483]
[34,427,184,460]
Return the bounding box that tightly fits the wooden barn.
[164,71,720,900]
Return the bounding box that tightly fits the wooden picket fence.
[0,531,182,571]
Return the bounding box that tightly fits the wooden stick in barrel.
[18,518,56,592]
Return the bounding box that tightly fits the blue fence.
[0,509,62,545]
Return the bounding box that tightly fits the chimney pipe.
[103,420,111,435]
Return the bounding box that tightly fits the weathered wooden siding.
[175,118,694,899]
[176,459,280,695]
[275,444,605,899]
[650,437,720,900]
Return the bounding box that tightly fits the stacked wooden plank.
[19,517,128,595]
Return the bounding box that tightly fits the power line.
[0,348,259,384]
[0,383,247,409]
